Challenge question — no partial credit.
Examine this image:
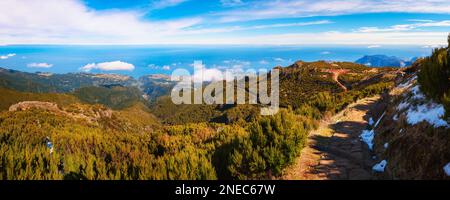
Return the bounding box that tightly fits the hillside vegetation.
[0,67,174,103]
[0,58,398,180]
[366,35,450,179]
[151,61,395,125]
[417,40,450,117]
[0,68,136,93]
[73,85,145,110]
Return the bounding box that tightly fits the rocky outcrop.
[9,101,61,112]
[9,101,113,124]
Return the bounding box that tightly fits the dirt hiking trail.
[282,96,382,180]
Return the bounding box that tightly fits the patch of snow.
[410,85,425,100]
[444,163,450,176]
[397,76,417,89]
[406,103,448,128]
[397,81,449,128]
[360,129,375,150]
[397,101,410,111]
[360,112,386,150]
[368,117,374,126]
[393,114,398,121]
[399,129,403,133]
[384,143,389,149]
[372,160,387,173]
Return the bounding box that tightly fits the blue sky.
[1,0,450,45]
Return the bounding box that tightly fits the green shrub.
[418,48,449,99]
[417,34,450,117]
[227,109,309,179]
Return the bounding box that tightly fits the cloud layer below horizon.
[27,62,53,68]
[80,61,135,72]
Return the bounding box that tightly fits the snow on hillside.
[444,163,450,176]
[406,103,447,128]
[360,75,448,152]
[395,76,449,128]
[360,129,375,150]
[372,160,387,173]
[360,112,385,150]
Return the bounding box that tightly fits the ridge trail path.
[282,96,381,180]
[324,68,349,92]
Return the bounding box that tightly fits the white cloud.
[191,61,223,82]
[259,60,269,65]
[162,65,171,70]
[357,26,410,33]
[148,64,172,70]
[408,19,434,22]
[0,0,201,44]
[0,53,15,59]
[367,45,381,48]
[80,61,135,72]
[175,31,448,45]
[247,20,332,29]
[221,0,244,7]
[150,0,190,10]
[27,62,53,68]
[0,0,448,45]
[274,58,285,62]
[357,20,450,33]
[189,61,254,82]
[422,44,444,49]
[183,20,331,35]
[216,0,450,22]
[222,59,251,66]
[420,20,450,27]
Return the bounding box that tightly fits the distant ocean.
[0,45,434,78]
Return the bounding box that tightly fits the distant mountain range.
[355,55,418,67]
[0,54,406,106]
[0,67,176,102]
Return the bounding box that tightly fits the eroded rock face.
[9,101,60,112]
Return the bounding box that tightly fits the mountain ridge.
[1,52,446,180]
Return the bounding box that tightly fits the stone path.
[282,96,381,180]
